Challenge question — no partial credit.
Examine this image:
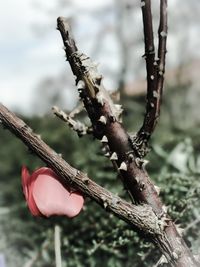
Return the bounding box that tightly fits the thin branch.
[52,106,92,137]
[131,0,168,157]
[69,103,83,118]
[56,17,198,267]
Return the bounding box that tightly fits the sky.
[0,0,114,115]
[1,0,200,116]
[0,0,64,114]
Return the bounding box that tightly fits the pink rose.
[21,166,84,218]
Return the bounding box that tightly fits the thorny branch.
[0,1,198,266]
[56,11,198,267]
[131,0,168,157]
[0,103,172,255]
[52,106,92,137]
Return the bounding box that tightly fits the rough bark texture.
[0,104,173,256]
[55,12,198,267]
[0,1,199,266]
[131,0,168,157]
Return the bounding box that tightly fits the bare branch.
[157,0,168,110]
[52,106,92,137]
[131,0,168,157]
[56,16,198,267]
[69,103,83,118]
[0,103,173,258]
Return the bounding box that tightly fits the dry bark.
[55,10,198,267]
[0,1,199,266]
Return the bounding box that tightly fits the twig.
[69,103,83,118]
[131,0,168,157]
[54,225,62,267]
[52,106,91,137]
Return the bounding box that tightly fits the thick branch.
[0,103,171,256]
[56,17,198,267]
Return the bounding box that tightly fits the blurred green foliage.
[0,85,200,267]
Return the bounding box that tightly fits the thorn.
[115,104,123,112]
[176,224,184,236]
[83,177,89,184]
[154,185,161,195]
[105,152,110,157]
[163,216,171,222]
[162,205,168,213]
[101,135,108,143]
[127,211,132,217]
[111,196,120,206]
[96,93,104,106]
[139,182,145,191]
[95,75,102,85]
[153,91,159,98]
[135,176,140,183]
[109,115,116,122]
[150,102,155,108]
[114,104,123,120]
[172,252,179,260]
[98,116,107,125]
[103,201,108,209]
[101,146,107,153]
[119,162,127,171]
[159,256,168,265]
[142,159,149,168]
[77,80,85,90]
[36,134,41,140]
[135,157,141,167]
[159,219,168,230]
[141,1,145,8]
[150,75,154,80]
[128,153,134,162]
[110,152,118,161]
[160,31,167,38]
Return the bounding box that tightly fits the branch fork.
[0,1,198,266]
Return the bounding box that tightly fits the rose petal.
[27,181,42,216]
[32,174,84,218]
[21,166,30,200]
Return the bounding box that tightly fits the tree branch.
[52,106,92,137]
[56,16,198,267]
[131,0,168,157]
[0,103,173,258]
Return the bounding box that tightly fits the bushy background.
[0,83,200,267]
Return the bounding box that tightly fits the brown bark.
[55,13,198,267]
[0,1,198,266]
[132,0,168,157]
[0,103,174,256]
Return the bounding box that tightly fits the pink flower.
[21,166,84,218]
